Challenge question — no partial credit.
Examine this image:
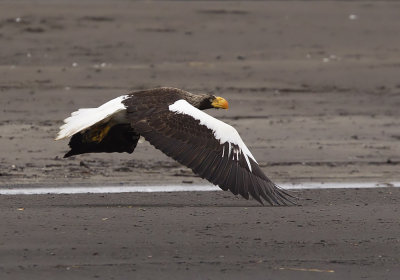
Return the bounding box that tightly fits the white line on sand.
[0,182,399,195]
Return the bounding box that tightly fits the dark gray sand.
[1,0,400,279]
[1,0,399,186]
[1,189,400,280]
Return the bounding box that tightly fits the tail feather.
[55,95,128,140]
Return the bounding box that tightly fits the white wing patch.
[169,99,257,171]
[55,95,129,140]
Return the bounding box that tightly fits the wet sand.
[1,0,400,279]
[1,188,400,279]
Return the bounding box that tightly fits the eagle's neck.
[183,92,213,110]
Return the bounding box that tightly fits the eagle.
[56,87,294,205]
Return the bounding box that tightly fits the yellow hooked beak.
[211,96,229,109]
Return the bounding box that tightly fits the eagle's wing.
[130,99,294,205]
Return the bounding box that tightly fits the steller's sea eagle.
[56,87,294,205]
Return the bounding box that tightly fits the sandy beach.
[1,0,400,279]
[1,189,400,279]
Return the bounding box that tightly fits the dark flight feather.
[128,107,294,206]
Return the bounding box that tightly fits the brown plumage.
[56,87,295,205]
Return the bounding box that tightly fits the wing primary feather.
[191,150,214,178]
[223,165,237,196]
[193,150,219,179]
[201,151,222,179]
[236,164,250,199]
[209,144,234,185]
[229,162,240,195]
[235,165,247,198]
[266,179,284,205]
[239,168,250,200]
[212,156,232,188]
[272,185,296,206]
[248,176,263,204]
[208,156,231,191]
[276,188,297,205]
[256,177,275,205]
[178,146,200,166]
[184,146,209,170]
[174,143,197,164]
[205,143,226,177]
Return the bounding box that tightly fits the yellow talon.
[84,124,112,143]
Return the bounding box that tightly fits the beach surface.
[1,189,400,279]
[1,0,400,279]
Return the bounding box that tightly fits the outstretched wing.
[129,99,294,205]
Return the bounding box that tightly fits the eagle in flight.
[56,87,294,205]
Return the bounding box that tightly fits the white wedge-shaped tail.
[55,95,128,140]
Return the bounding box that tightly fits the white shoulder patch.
[55,95,129,140]
[169,99,257,171]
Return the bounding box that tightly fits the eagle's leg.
[83,123,112,143]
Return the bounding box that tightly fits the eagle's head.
[197,94,229,110]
